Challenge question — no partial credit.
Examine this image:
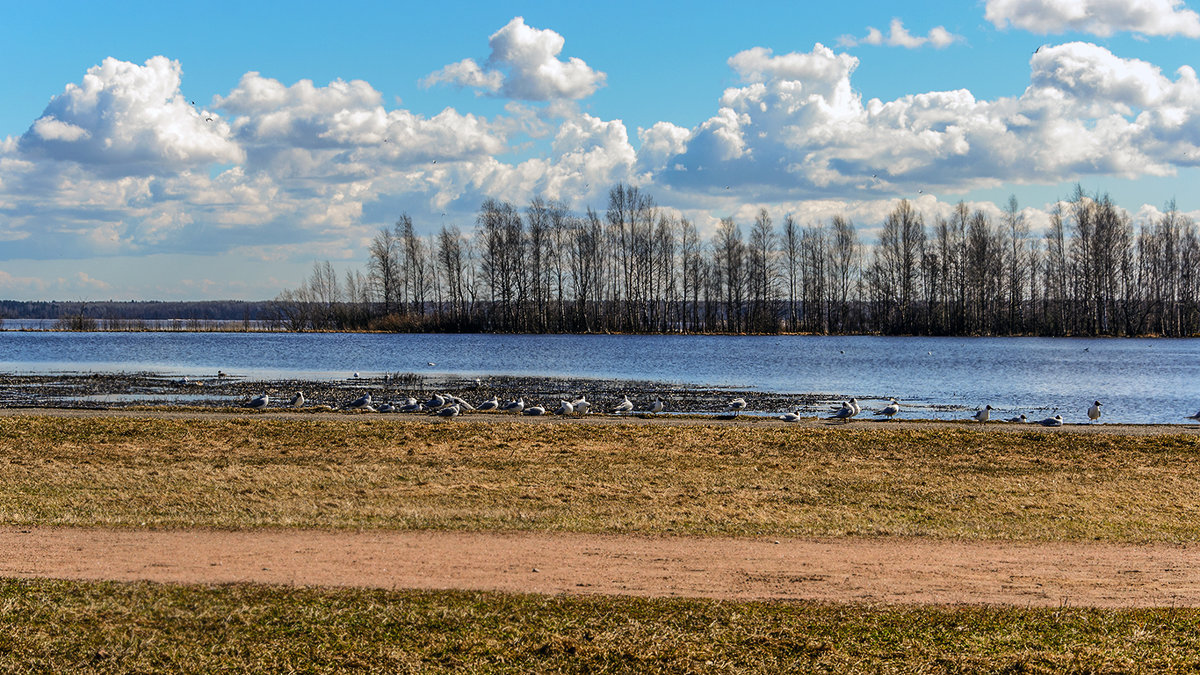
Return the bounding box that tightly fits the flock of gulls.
[236,387,1193,426]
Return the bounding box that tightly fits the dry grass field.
[3,411,1200,673]
[4,577,1200,673]
[1,413,1198,541]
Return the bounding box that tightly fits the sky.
[3,0,1200,301]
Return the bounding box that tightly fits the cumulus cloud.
[644,41,1200,200]
[18,56,243,175]
[423,16,605,100]
[838,18,964,48]
[985,0,1200,37]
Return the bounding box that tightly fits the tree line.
[267,184,1200,337]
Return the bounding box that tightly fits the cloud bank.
[2,16,1199,293]
[985,0,1200,37]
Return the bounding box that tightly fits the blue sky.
[3,0,1200,300]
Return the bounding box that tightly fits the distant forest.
[267,183,1200,337]
[0,300,272,330]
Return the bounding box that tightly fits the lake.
[1,331,1197,424]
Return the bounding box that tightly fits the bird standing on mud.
[972,405,992,422]
[345,393,372,410]
[612,395,634,413]
[1088,401,1102,422]
[876,398,900,420]
[289,392,304,408]
[828,398,859,421]
[728,397,747,415]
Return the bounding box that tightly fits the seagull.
[876,398,900,420]
[399,401,424,413]
[523,405,546,416]
[1087,400,1102,422]
[346,393,372,410]
[612,395,634,414]
[502,398,525,414]
[648,398,664,414]
[436,404,460,418]
[779,411,802,422]
[972,405,993,422]
[728,397,747,414]
[1039,414,1064,427]
[378,403,396,413]
[1187,409,1200,422]
[246,393,269,409]
[1006,414,1028,423]
[827,402,856,422]
[449,395,475,411]
[555,400,574,415]
[289,392,305,408]
[571,396,590,415]
[477,396,500,412]
[424,393,446,409]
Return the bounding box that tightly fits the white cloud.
[644,41,1200,200]
[421,58,504,93]
[423,17,605,100]
[985,0,1200,37]
[18,56,243,175]
[838,18,964,49]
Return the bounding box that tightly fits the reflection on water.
[1,331,1197,424]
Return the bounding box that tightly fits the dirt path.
[4,526,1199,607]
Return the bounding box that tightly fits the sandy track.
[4,526,1199,608]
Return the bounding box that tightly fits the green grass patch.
[3,576,1200,673]
[2,415,1199,541]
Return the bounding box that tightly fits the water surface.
[1,331,1196,424]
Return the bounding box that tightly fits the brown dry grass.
[2,414,1198,541]
[5,577,1200,673]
